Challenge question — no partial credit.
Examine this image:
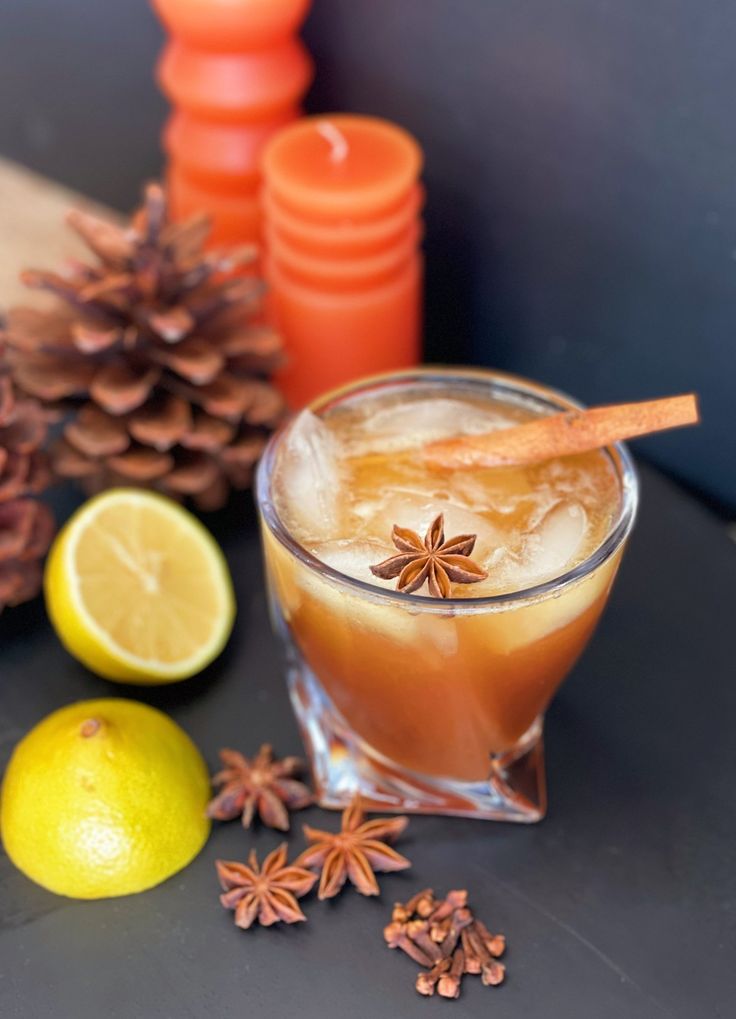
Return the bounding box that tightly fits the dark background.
[0,0,734,510]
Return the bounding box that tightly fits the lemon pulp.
[45,488,235,683]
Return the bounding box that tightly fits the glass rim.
[255,366,640,611]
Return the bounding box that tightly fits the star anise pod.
[296,794,411,900]
[369,513,488,598]
[206,744,313,832]
[216,843,318,929]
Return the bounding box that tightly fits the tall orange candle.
[151,0,313,247]
[261,115,424,407]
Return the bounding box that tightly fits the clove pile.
[384,888,506,999]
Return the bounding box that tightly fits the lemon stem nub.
[80,719,102,738]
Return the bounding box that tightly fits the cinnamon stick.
[424,393,699,470]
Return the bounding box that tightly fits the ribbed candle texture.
[151,0,313,246]
[261,115,424,408]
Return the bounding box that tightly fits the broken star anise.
[296,795,411,900]
[369,513,488,598]
[216,843,318,929]
[206,744,312,832]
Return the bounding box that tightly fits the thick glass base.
[286,653,547,823]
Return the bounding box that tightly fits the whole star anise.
[296,795,411,900]
[216,844,318,929]
[369,513,488,598]
[206,744,312,832]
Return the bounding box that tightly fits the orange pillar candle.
[261,115,424,407]
[151,0,313,247]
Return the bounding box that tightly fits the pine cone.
[1,183,286,510]
[0,347,55,612]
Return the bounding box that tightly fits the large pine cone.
[0,352,54,611]
[1,183,286,510]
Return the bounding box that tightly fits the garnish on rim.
[369,513,488,598]
[424,393,699,469]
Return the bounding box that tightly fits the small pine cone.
[1,183,287,511]
[0,351,55,612]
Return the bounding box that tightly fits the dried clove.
[386,889,507,1000]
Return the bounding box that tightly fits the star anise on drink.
[369,513,488,598]
[216,843,318,929]
[206,744,313,832]
[295,795,411,899]
[384,888,507,999]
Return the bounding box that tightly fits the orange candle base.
[267,254,423,407]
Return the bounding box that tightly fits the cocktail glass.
[255,369,638,821]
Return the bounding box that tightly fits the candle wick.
[317,121,349,164]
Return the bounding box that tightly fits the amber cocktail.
[255,369,638,821]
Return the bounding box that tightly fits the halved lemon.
[45,489,235,683]
[1,698,211,898]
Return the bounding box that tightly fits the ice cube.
[452,545,514,598]
[466,500,609,651]
[536,458,602,506]
[473,561,615,653]
[278,411,343,541]
[414,613,459,656]
[448,469,537,517]
[302,539,418,645]
[309,539,396,587]
[499,499,589,591]
[349,397,508,454]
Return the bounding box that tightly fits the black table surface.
[1,463,734,1019]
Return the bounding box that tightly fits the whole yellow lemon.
[0,699,211,898]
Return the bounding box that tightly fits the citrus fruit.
[0,699,211,899]
[44,488,235,683]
